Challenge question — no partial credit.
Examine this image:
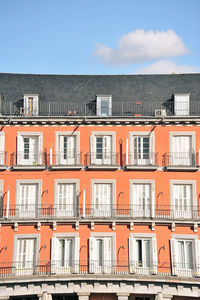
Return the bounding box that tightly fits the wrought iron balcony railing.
[85,152,119,166]
[10,151,47,167]
[48,152,82,167]
[0,151,7,166]
[124,152,158,166]
[1,204,200,220]
[2,100,200,117]
[163,152,199,168]
[0,260,199,278]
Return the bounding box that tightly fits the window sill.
[50,165,83,170]
[165,166,199,172]
[87,164,119,171]
[12,165,46,171]
[125,165,158,171]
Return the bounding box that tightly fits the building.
[0,73,200,300]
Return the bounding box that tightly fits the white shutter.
[170,238,178,275]
[59,135,65,164]
[151,237,157,274]
[51,237,60,274]
[129,237,136,273]
[103,238,112,273]
[25,239,35,270]
[30,137,39,164]
[89,237,95,273]
[68,136,75,164]
[24,96,30,115]
[150,134,154,164]
[74,237,80,273]
[0,181,3,217]
[32,96,39,116]
[151,187,155,218]
[194,240,200,277]
[0,133,5,165]
[90,135,96,164]
[96,98,101,116]
[108,98,112,116]
[174,94,189,116]
[103,136,112,164]
[130,136,136,164]
[17,135,24,164]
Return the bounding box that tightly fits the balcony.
[1,204,200,221]
[124,152,158,170]
[0,151,7,170]
[2,100,200,117]
[49,152,83,170]
[86,152,119,170]
[163,152,199,171]
[0,260,199,279]
[10,151,47,170]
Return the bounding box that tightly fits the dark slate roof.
[0,73,200,103]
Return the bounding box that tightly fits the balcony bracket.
[194,223,198,233]
[53,221,56,231]
[14,222,18,232]
[151,222,155,231]
[37,222,41,231]
[130,222,134,231]
[112,222,116,231]
[171,222,175,232]
[75,221,79,231]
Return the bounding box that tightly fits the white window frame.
[0,180,3,218]
[23,94,39,116]
[90,131,116,165]
[91,179,116,217]
[170,234,200,277]
[51,232,80,274]
[169,131,195,166]
[0,132,5,165]
[129,233,157,275]
[13,234,40,275]
[89,232,116,274]
[96,95,112,117]
[54,179,79,217]
[128,131,155,165]
[174,93,190,116]
[55,131,80,165]
[170,180,196,219]
[16,179,42,219]
[129,180,155,218]
[17,132,43,165]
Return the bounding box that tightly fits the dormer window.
[96,95,112,116]
[174,93,190,116]
[23,94,39,116]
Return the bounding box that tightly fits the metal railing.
[48,152,82,166]
[0,260,199,278]
[0,151,7,165]
[85,152,119,166]
[10,151,47,166]
[1,204,200,220]
[163,152,198,167]
[2,100,200,117]
[124,152,158,166]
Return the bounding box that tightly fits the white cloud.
[93,30,189,66]
[135,60,198,74]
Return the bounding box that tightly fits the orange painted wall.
[0,124,200,265]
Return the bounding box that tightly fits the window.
[129,233,157,274]
[55,131,80,165]
[55,179,79,217]
[51,234,80,274]
[16,180,41,218]
[91,180,116,217]
[128,132,155,165]
[17,132,43,165]
[170,180,196,219]
[174,93,190,116]
[13,234,40,276]
[23,94,39,116]
[0,132,5,165]
[130,180,155,218]
[170,132,195,166]
[96,95,112,116]
[170,235,200,277]
[90,131,116,165]
[89,233,116,274]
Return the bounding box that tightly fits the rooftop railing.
[1,101,200,117]
[1,204,200,220]
[0,260,199,278]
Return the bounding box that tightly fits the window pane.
[96,137,103,159]
[101,99,109,116]
[96,239,103,267]
[185,241,193,269]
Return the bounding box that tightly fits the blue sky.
[0,0,199,74]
